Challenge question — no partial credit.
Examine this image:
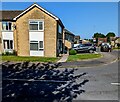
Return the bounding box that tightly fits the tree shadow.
[2,61,89,102]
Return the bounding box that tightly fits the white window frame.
[29,20,44,31]
[39,41,44,50]
[2,21,13,31]
[30,41,44,51]
[3,40,13,50]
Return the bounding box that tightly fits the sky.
[1,2,118,39]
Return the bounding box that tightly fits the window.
[39,41,43,49]
[30,41,38,50]
[30,41,43,51]
[29,21,44,31]
[3,40,13,49]
[2,22,12,31]
[58,24,62,34]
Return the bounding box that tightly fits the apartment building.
[0,3,64,57]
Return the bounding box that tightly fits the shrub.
[3,50,17,56]
[69,49,77,55]
[2,52,5,55]
[5,52,10,55]
[13,50,17,55]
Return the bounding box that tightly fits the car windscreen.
[84,44,92,46]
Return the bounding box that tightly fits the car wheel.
[89,50,94,53]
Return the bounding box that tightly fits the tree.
[93,33,106,38]
[93,33,106,43]
[106,32,116,37]
[106,32,116,43]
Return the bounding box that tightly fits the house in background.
[114,37,120,48]
[64,29,74,53]
[74,35,80,44]
[82,39,90,44]
[0,3,64,57]
[97,38,107,46]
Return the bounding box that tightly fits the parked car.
[100,43,112,52]
[73,43,96,53]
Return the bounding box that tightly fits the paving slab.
[57,54,69,63]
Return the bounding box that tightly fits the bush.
[2,50,17,56]
[5,52,10,55]
[69,49,77,55]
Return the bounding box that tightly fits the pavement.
[59,51,118,68]
[57,54,69,63]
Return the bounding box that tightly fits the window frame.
[30,41,44,51]
[58,24,62,34]
[29,20,44,31]
[3,40,13,49]
[39,41,43,50]
[2,21,12,31]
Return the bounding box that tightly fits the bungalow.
[0,3,64,57]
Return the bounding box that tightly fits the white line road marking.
[111,83,120,85]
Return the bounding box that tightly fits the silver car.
[73,43,96,53]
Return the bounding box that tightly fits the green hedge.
[69,49,77,55]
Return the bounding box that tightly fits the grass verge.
[2,55,58,62]
[113,47,120,50]
[67,53,102,62]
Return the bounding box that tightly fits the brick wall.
[15,7,57,57]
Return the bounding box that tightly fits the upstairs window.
[29,20,44,31]
[58,24,62,34]
[2,22,12,31]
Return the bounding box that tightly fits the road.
[72,51,119,101]
[74,60,119,100]
[0,50,119,101]
[61,50,118,68]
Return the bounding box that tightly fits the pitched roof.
[0,10,23,20]
[0,3,64,27]
[64,29,74,36]
[13,3,58,20]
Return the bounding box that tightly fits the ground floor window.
[30,41,43,51]
[57,40,63,54]
[3,40,13,49]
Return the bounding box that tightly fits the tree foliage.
[106,32,116,37]
[106,32,116,43]
[93,33,106,38]
[93,32,116,43]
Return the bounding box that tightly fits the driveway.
[60,50,119,68]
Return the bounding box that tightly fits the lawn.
[67,53,102,62]
[113,47,120,50]
[2,55,58,62]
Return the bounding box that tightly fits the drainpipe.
[63,29,65,54]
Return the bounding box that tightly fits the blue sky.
[1,2,118,39]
